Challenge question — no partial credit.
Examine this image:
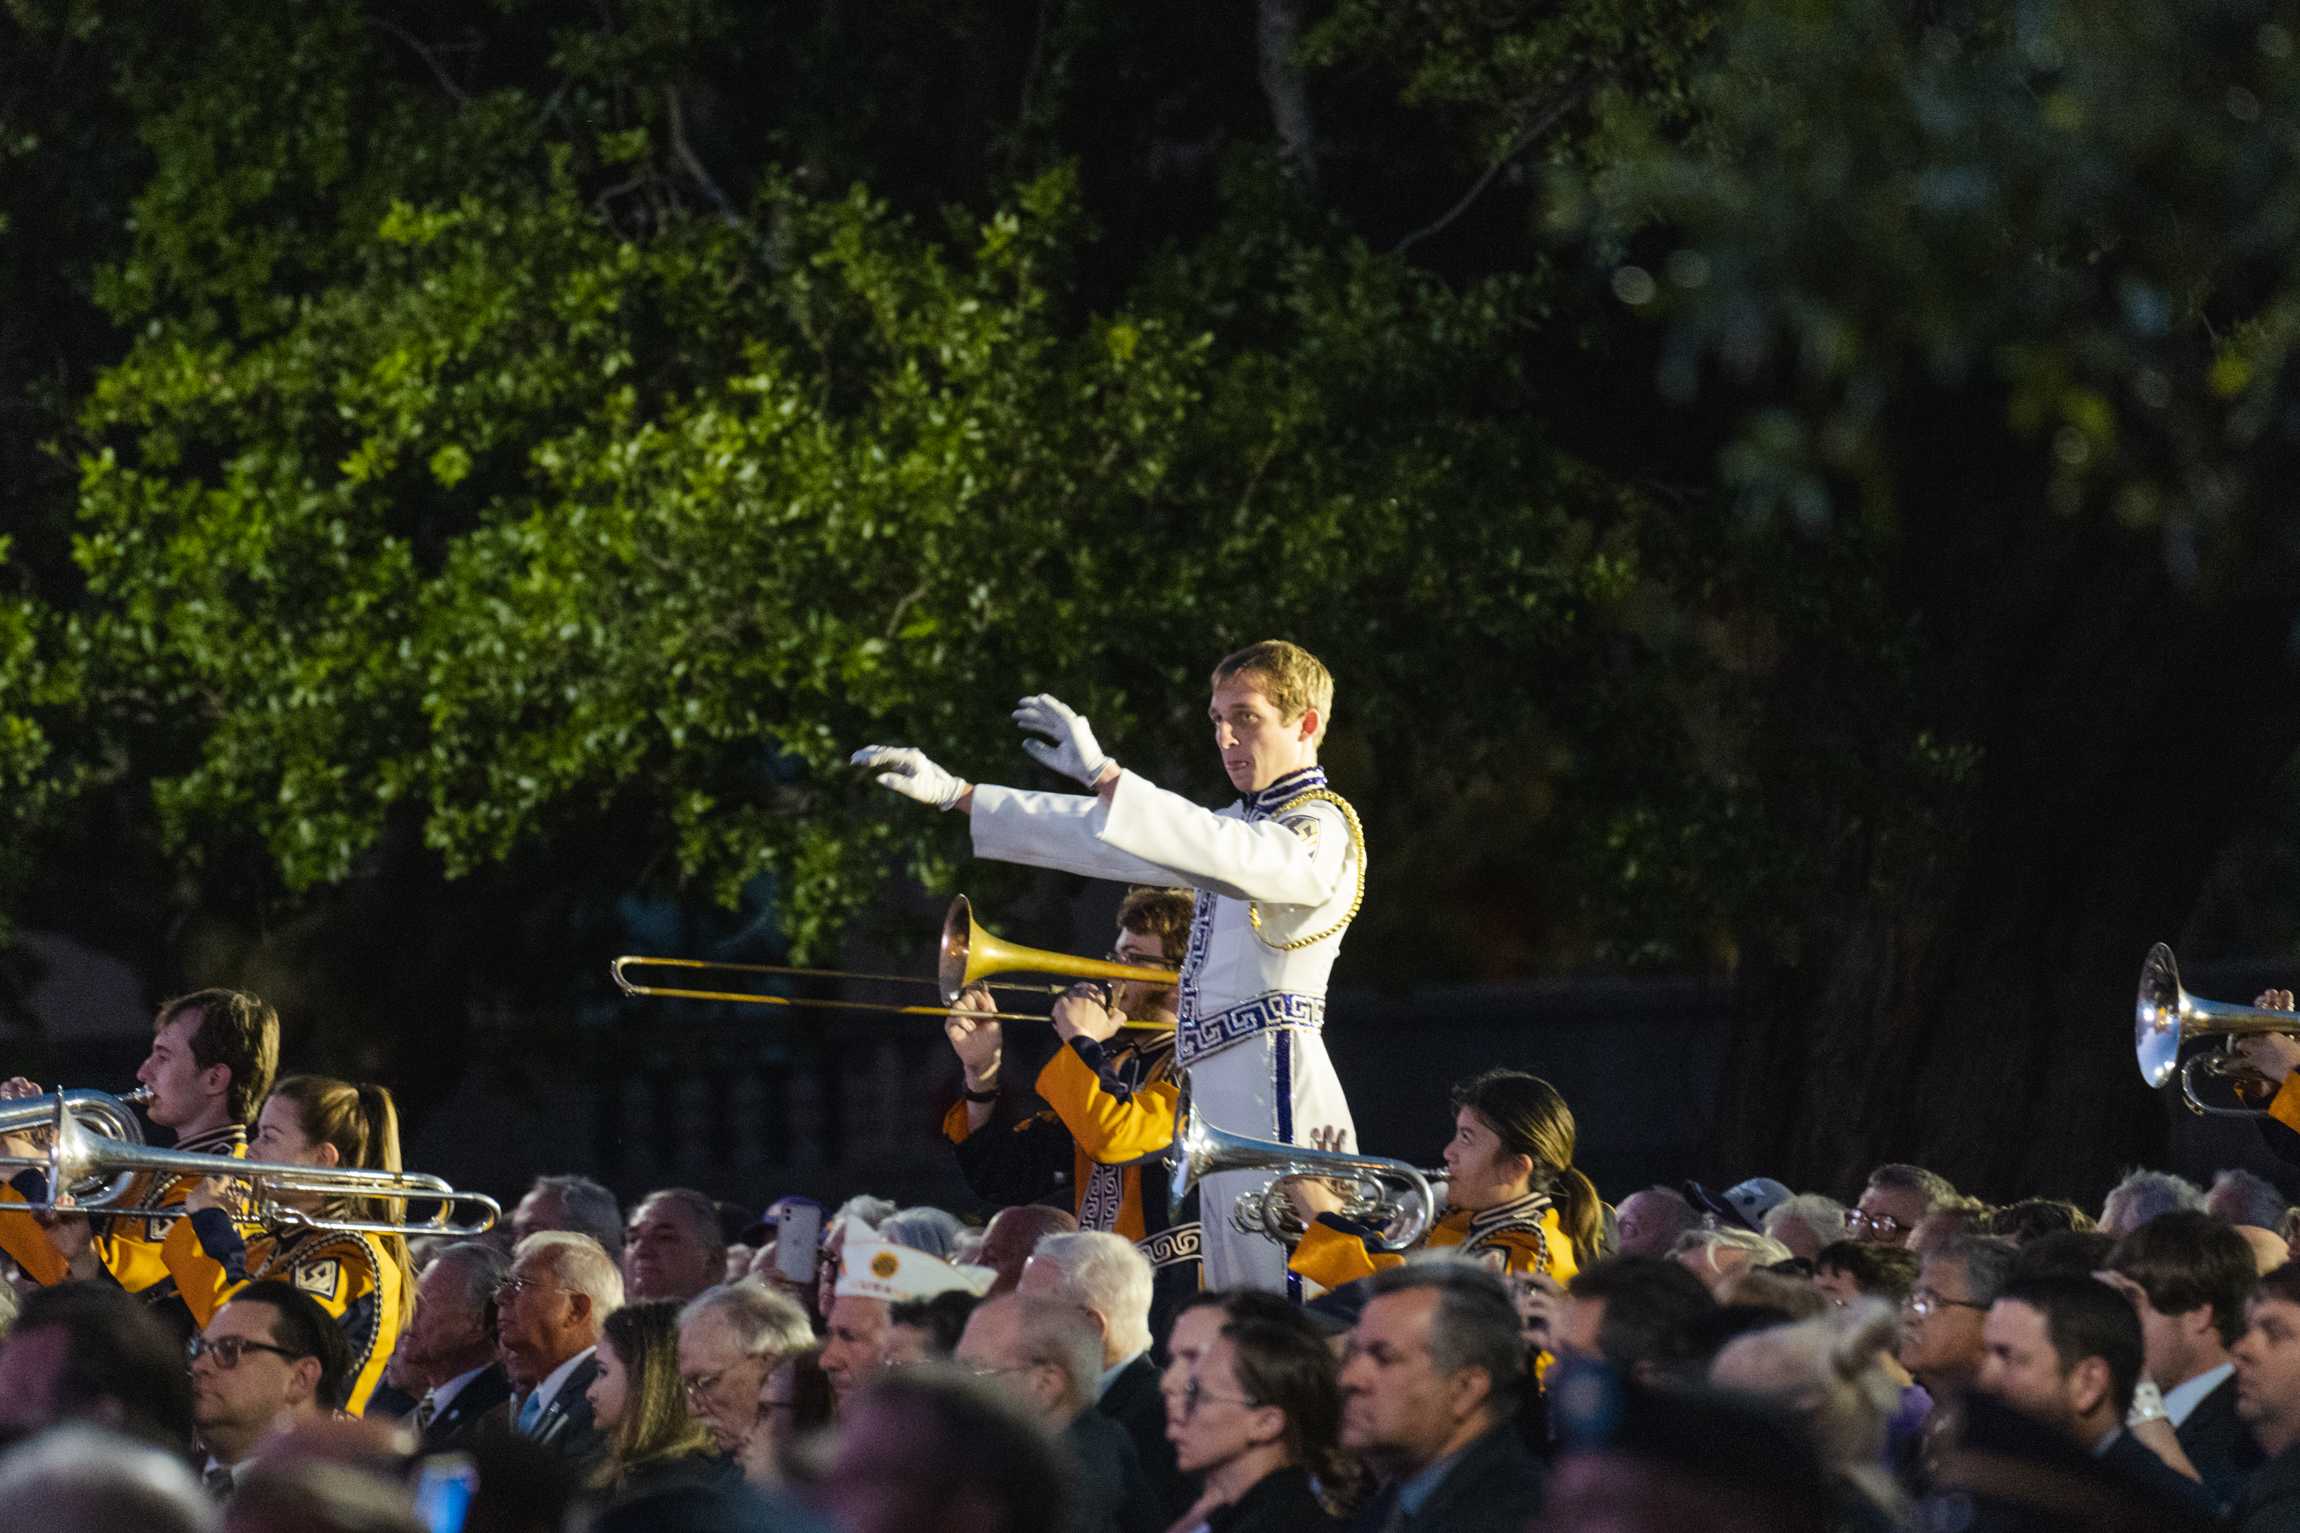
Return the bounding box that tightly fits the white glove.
[1012,694,1114,787]
[850,746,970,810]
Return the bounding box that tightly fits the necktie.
[516,1388,546,1436]
[203,1463,235,1499]
[414,1392,438,1433]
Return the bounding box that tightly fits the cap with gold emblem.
[833,1239,997,1304]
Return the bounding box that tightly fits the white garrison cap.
[834,1240,997,1304]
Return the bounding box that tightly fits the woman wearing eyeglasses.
[1164,1318,1351,1533]
[586,1299,738,1502]
[163,1075,413,1414]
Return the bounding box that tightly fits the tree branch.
[365,18,471,104]
[1391,77,1594,259]
[1256,0,1318,189]
[663,85,743,229]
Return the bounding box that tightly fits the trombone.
[1167,1087,1443,1250]
[2135,942,2298,1117]
[612,895,1180,1031]
[0,1095,501,1234]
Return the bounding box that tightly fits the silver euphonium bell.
[2135,942,2300,1117]
[1166,1084,1443,1249]
[0,1085,154,1206]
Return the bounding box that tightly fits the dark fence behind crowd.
[27,961,2300,1221]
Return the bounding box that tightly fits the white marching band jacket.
[970,762,1363,1293]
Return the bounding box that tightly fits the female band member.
[164,1074,414,1414]
[1287,1069,1601,1291]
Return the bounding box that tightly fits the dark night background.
[11,0,2300,1218]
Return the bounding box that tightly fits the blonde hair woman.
[166,1076,413,1413]
[1708,1299,1909,1526]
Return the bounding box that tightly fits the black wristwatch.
[961,1082,1000,1103]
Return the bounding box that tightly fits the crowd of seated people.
[15,1011,2300,1531]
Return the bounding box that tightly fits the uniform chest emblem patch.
[295,1259,342,1301]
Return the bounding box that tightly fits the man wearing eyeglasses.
[677,1278,814,1455]
[495,1231,621,1469]
[1849,1163,1961,1249]
[188,1280,349,1493]
[1899,1234,2017,1428]
[955,1293,1158,1533]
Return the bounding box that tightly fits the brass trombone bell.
[0,1096,501,1234]
[612,895,1180,1030]
[936,895,1178,1004]
[2135,942,2295,1117]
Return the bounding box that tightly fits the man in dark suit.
[498,1231,621,1471]
[1977,1275,2218,1518]
[956,1293,1156,1533]
[1019,1230,1189,1522]
[2234,1263,2300,1530]
[2101,1210,2263,1509]
[1338,1259,1544,1533]
[400,1241,513,1452]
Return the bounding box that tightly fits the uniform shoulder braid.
[1246,786,1366,953]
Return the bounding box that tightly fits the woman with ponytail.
[1289,1069,1597,1291]
[164,1075,414,1413]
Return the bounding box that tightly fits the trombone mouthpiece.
[122,1086,154,1105]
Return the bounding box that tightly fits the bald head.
[1616,1188,1700,1259]
[980,1206,1078,1296]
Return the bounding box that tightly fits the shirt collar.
[177,1122,247,1157]
[528,1346,595,1414]
[1096,1349,1147,1402]
[1465,1191,1553,1232]
[429,1361,495,1415]
[2164,1361,2234,1426]
[1396,1441,1469,1514]
[1242,766,1326,819]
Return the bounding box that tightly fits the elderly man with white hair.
[1018,1230,1187,1520]
[2099,1169,2207,1238]
[678,1279,816,1455]
[1670,1227,1794,1295]
[496,1230,623,1469]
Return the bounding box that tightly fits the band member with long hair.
[859,640,1364,1295]
[163,1074,414,1414]
[1288,1070,1600,1290]
[0,988,278,1335]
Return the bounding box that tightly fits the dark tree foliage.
[2,0,2294,1194]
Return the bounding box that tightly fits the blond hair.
[1710,1301,1908,1521]
[1210,641,1334,746]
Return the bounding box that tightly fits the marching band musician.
[1285,1070,1601,1290]
[162,1074,414,1414]
[940,885,1203,1326]
[0,988,279,1336]
[857,640,1364,1295]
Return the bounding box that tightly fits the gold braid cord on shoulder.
[1247,788,1367,953]
[1467,1219,1551,1277]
